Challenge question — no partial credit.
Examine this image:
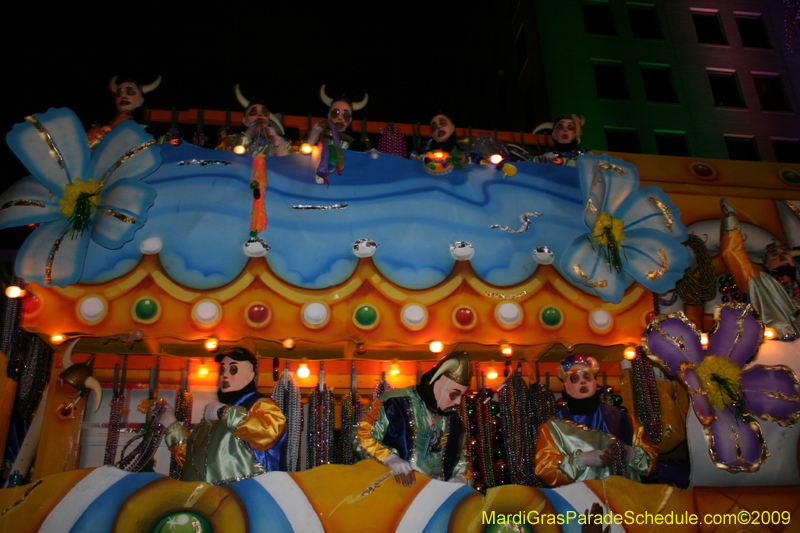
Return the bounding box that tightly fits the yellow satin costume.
[165,397,286,485]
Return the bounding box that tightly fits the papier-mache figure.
[87,75,162,149]
[159,348,287,485]
[355,350,473,486]
[535,355,657,487]
[410,113,468,164]
[216,85,294,157]
[306,84,369,152]
[719,199,800,340]
[532,114,588,166]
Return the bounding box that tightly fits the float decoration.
[272,368,302,472]
[643,303,800,472]
[563,154,690,303]
[0,108,160,287]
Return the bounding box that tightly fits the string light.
[500,343,513,357]
[5,286,25,298]
[297,358,310,379]
[487,361,498,380]
[204,338,218,351]
[764,327,777,340]
[429,341,444,353]
[50,334,65,345]
[623,346,638,360]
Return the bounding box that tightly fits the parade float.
[0,107,799,532]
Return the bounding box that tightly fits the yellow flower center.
[60,178,103,218]
[592,212,625,246]
[695,355,743,410]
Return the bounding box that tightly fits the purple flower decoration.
[643,303,800,473]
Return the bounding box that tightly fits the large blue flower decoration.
[561,154,690,302]
[0,108,160,287]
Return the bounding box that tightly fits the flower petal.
[705,407,768,472]
[741,365,800,426]
[0,176,64,229]
[561,232,632,302]
[86,121,160,187]
[15,219,89,287]
[620,228,691,294]
[707,303,764,367]
[92,179,157,249]
[642,312,706,372]
[6,108,89,193]
[615,186,688,242]
[681,366,717,425]
[577,154,639,229]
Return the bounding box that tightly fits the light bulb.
[204,338,218,351]
[51,334,65,344]
[623,347,637,360]
[764,327,776,340]
[429,341,444,353]
[300,143,313,154]
[487,361,498,380]
[489,154,503,165]
[297,359,310,379]
[5,286,25,298]
[283,338,296,350]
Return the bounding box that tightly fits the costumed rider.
[534,355,657,487]
[354,350,473,487]
[410,113,468,164]
[306,84,369,152]
[159,347,287,485]
[87,75,162,149]
[216,84,294,157]
[720,199,800,340]
[531,114,588,166]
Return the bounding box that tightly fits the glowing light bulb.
[623,346,638,360]
[283,338,296,350]
[233,145,246,154]
[429,341,444,353]
[204,338,218,351]
[434,151,444,159]
[500,343,513,357]
[763,327,776,340]
[51,334,65,344]
[198,359,209,376]
[487,361,498,380]
[297,359,310,379]
[489,154,503,165]
[300,143,313,154]
[700,333,709,346]
[390,359,400,375]
[5,286,25,298]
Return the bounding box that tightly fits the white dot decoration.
[304,302,328,325]
[449,241,475,261]
[532,246,554,265]
[497,302,521,325]
[403,305,426,327]
[590,309,612,332]
[79,297,105,322]
[139,236,163,255]
[194,301,220,324]
[243,240,269,257]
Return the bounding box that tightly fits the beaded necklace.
[473,394,495,488]
[103,394,125,466]
[306,385,335,469]
[272,369,302,471]
[117,400,168,472]
[499,372,537,486]
[338,389,362,465]
[631,349,662,444]
[169,389,193,479]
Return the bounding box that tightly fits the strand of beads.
[499,373,536,486]
[103,393,125,466]
[0,277,24,378]
[272,370,302,471]
[15,334,53,422]
[117,400,167,472]
[632,349,662,444]
[338,389,362,465]
[371,378,393,402]
[608,441,626,476]
[473,394,495,489]
[169,389,193,479]
[530,381,557,430]
[306,385,335,469]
